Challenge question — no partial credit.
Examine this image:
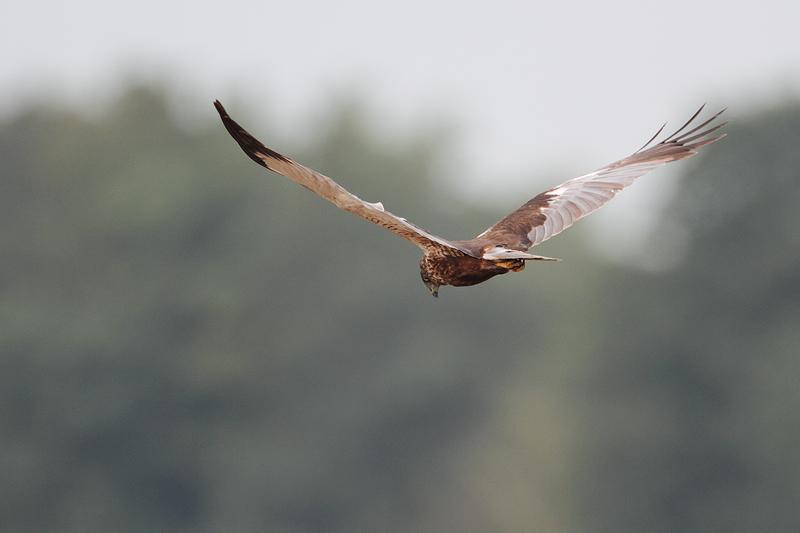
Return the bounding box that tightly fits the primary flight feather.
[214,100,726,297]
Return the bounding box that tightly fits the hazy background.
[2,1,799,531]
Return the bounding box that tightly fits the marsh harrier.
[214,101,725,297]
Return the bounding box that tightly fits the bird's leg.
[494,260,526,272]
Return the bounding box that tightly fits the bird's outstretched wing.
[214,100,475,257]
[475,106,727,252]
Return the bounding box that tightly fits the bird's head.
[424,281,439,298]
[420,272,440,298]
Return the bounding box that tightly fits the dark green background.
[2,86,798,532]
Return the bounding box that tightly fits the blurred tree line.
[1,86,798,533]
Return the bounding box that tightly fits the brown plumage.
[214,101,726,297]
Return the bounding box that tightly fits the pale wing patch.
[481,246,559,261]
[526,160,663,246]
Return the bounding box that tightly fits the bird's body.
[214,101,726,297]
[420,251,524,288]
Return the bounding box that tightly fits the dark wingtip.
[212,100,291,169]
[635,121,668,153]
[662,104,706,143]
[213,100,233,124]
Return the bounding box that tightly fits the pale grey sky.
[3,0,798,262]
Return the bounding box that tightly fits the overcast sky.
[3,0,798,262]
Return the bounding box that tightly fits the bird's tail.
[483,245,561,261]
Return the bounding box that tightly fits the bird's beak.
[425,282,439,298]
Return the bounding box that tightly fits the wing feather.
[476,106,726,251]
[214,101,475,257]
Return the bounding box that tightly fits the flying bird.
[214,101,725,297]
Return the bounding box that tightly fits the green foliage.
[1,88,798,533]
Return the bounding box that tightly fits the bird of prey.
[214,101,725,297]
